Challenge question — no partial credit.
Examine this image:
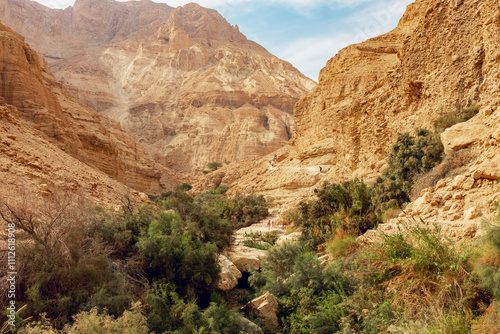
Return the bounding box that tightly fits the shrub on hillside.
[207,161,223,172]
[371,129,444,217]
[433,103,479,134]
[291,179,377,250]
[366,222,477,316]
[411,149,477,200]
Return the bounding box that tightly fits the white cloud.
[32,0,414,80]
[167,0,372,9]
[341,0,413,42]
[276,35,351,81]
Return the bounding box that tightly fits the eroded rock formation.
[0,19,181,202]
[0,0,316,173]
[192,0,500,229]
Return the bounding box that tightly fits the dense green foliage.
[291,178,378,250]
[0,187,266,333]
[247,221,496,333]
[371,129,444,217]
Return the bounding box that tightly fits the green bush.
[249,242,354,333]
[178,183,193,192]
[327,235,358,259]
[371,129,444,218]
[145,283,253,334]
[231,194,269,227]
[160,189,236,251]
[207,161,223,172]
[478,223,500,300]
[136,211,219,302]
[290,179,377,250]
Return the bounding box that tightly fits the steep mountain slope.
[0,0,316,173]
[193,0,500,225]
[0,19,181,201]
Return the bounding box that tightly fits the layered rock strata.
[0,20,179,198]
[0,0,316,173]
[193,0,500,230]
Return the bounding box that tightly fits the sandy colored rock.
[276,232,302,246]
[229,246,268,272]
[0,104,148,206]
[0,20,182,195]
[452,175,467,189]
[0,0,315,173]
[464,207,482,220]
[191,0,500,220]
[216,255,242,291]
[242,292,279,329]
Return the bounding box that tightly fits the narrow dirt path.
[233,209,286,246]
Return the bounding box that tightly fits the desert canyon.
[0,0,499,332]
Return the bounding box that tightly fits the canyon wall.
[193,0,500,226]
[0,20,180,202]
[0,0,316,173]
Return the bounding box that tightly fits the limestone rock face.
[192,0,500,224]
[0,103,149,206]
[0,20,179,198]
[0,0,316,173]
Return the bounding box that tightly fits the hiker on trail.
[319,166,322,172]
[314,188,318,194]
[267,220,271,230]
[271,221,274,228]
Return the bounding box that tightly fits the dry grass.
[411,149,478,200]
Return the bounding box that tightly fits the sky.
[34,0,414,81]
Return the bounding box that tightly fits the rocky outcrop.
[0,103,149,206]
[216,255,242,291]
[0,0,315,173]
[276,232,302,246]
[0,20,180,195]
[242,292,280,329]
[229,246,268,272]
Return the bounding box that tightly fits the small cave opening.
[235,271,252,290]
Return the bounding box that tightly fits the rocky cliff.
[192,0,500,226]
[0,19,180,201]
[0,0,316,173]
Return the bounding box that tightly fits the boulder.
[229,246,268,272]
[216,255,242,291]
[462,177,475,190]
[242,292,280,329]
[441,122,486,151]
[452,175,467,189]
[239,317,263,333]
[464,207,481,220]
